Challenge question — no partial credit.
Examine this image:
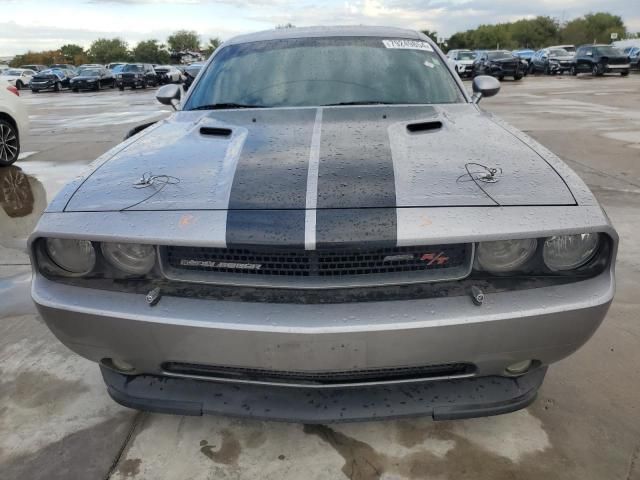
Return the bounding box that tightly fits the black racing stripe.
[225,210,305,249]
[315,106,436,248]
[315,208,397,249]
[224,108,317,248]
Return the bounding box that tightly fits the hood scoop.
[407,120,442,133]
[200,126,233,137]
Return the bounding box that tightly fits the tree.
[421,30,438,43]
[133,40,170,64]
[561,12,627,45]
[203,37,221,57]
[88,38,130,63]
[167,30,200,52]
[60,44,84,59]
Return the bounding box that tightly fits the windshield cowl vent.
[406,121,443,134]
[200,127,233,137]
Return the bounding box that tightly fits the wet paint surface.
[1,78,640,479]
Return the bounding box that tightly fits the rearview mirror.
[156,84,181,109]
[471,75,501,104]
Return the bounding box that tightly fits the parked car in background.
[30,26,617,422]
[530,48,575,75]
[572,45,630,76]
[107,62,127,71]
[472,50,523,80]
[0,64,10,74]
[0,68,35,90]
[548,44,576,54]
[78,63,104,70]
[19,64,46,72]
[512,49,534,75]
[0,84,29,166]
[70,67,116,91]
[30,68,74,92]
[623,46,640,70]
[446,50,476,78]
[50,64,77,72]
[183,61,203,90]
[153,65,183,84]
[116,63,158,90]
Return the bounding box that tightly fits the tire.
[498,75,504,81]
[621,70,629,77]
[514,74,523,81]
[31,89,39,93]
[141,81,147,89]
[54,82,61,92]
[110,80,115,88]
[16,81,23,90]
[592,64,602,76]
[543,65,550,75]
[118,86,124,91]
[0,119,19,167]
[570,66,577,76]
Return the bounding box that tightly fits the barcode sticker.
[382,39,434,52]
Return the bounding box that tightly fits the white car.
[446,50,477,78]
[153,65,183,84]
[0,68,35,90]
[0,84,29,166]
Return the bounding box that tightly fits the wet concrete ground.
[1,75,639,479]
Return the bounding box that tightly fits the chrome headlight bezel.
[542,233,601,272]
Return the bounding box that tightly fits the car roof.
[225,25,423,46]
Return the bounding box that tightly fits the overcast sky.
[0,0,638,56]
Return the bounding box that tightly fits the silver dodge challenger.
[30,26,617,422]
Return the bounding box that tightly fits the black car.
[30,68,73,92]
[182,62,203,90]
[572,45,630,76]
[472,50,523,81]
[116,64,158,90]
[70,67,115,91]
[50,64,77,72]
[530,48,575,75]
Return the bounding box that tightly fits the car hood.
[65,104,576,212]
[549,55,575,61]
[72,76,99,80]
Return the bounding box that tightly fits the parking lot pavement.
[1,75,639,479]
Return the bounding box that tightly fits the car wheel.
[570,66,577,76]
[15,81,23,90]
[141,81,147,89]
[498,75,504,81]
[621,70,629,77]
[514,74,523,81]
[592,64,602,76]
[31,89,39,93]
[118,86,125,91]
[54,82,61,92]
[72,88,79,92]
[110,81,116,88]
[0,119,19,167]
[544,65,550,75]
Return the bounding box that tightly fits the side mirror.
[156,84,181,109]
[471,75,501,104]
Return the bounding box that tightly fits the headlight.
[101,243,156,274]
[117,74,122,79]
[45,238,96,275]
[543,233,600,271]
[476,239,537,273]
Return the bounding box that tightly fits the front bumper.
[30,81,55,90]
[117,78,145,87]
[605,64,630,71]
[101,364,547,422]
[33,265,613,419]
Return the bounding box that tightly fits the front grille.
[160,244,473,288]
[162,362,476,386]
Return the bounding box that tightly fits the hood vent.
[200,126,232,137]
[407,120,442,133]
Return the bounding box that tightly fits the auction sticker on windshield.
[382,39,434,52]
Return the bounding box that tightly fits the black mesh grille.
[162,362,475,386]
[164,244,469,278]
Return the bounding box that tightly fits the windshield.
[458,52,475,60]
[186,37,464,109]
[5,70,22,76]
[487,51,513,60]
[549,49,569,56]
[123,64,143,72]
[79,69,100,76]
[595,46,623,56]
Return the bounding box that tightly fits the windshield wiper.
[321,101,397,106]
[190,103,270,110]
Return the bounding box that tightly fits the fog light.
[506,360,533,375]
[110,358,135,373]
